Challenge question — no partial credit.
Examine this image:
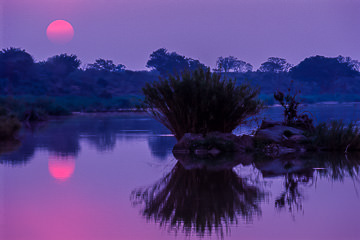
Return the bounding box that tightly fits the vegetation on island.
[142,68,262,140]
[271,85,360,153]
[1,46,360,149]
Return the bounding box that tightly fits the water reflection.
[0,138,33,166]
[275,171,313,216]
[255,153,360,217]
[131,163,266,238]
[48,154,76,181]
[132,152,360,235]
[0,114,175,165]
[148,136,177,160]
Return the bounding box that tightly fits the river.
[1,104,360,240]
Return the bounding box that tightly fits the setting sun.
[46,20,74,44]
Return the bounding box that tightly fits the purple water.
[1,106,360,240]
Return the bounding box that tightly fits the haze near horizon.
[2,0,359,70]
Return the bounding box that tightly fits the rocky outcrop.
[173,131,254,156]
[255,120,304,143]
[254,120,310,157]
[172,120,313,169]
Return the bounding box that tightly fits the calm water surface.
[1,104,360,240]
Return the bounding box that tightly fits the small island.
[142,68,360,169]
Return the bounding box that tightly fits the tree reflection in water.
[274,171,313,217]
[260,153,360,217]
[131,163,266,238]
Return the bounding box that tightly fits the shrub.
[142,68,263,140]
[274,83,301,126]
[274,82,314,131]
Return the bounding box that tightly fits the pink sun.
[46,20,74,44]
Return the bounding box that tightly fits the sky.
[1,0,360,70]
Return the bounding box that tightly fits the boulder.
[255,125,303,143]
[173,133,204,153]
[289,134,307,142]
[259,120,283,129]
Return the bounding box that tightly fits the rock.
[259,120,283,129]
[255,125,303,143]
[173,133,204,153]
[289,134,307,142]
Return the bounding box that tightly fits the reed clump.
[142,68,262,140]
[311,120,360,151]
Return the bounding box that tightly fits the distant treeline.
[1,47,359,103]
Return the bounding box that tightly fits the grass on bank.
[310,120,360,151]
[0,95,144,121]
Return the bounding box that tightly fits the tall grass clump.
[142,68,262,140]
[312,120,360,151]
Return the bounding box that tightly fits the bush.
[142,68,263,140]
[0,115,21,140]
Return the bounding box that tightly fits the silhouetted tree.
[114,64,126,72]
[45,54,81,78]
[216,56,253,73]
[259,57,292,73]
[336,55,360,72]
[146,48,206,75]
[87,58,126,72]
[0,48,34,94]
[290,55,359,87]
[88,58,116,72]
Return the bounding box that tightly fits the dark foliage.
[142,68,262,140]
[146,48,206,76]
[87,58,126,72]
[259,57,292,73]
[274,82,314,131]
[215,56,253,73]
[0,47,360,109]
[290,55,359,93]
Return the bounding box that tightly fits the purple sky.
[1,0,360,70]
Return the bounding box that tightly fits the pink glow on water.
[48,154,75,181]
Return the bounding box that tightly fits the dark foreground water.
[1,104,360,240]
